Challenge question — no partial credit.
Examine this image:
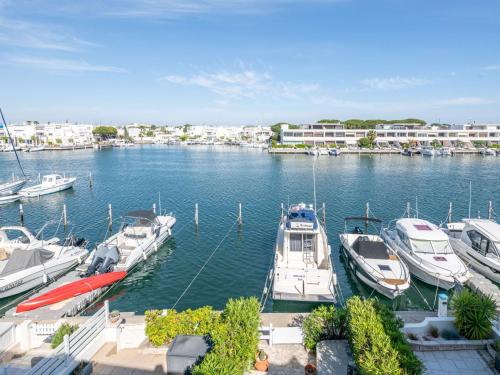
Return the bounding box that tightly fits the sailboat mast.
[0,108,26,177]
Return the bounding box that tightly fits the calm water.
[0,146,499,314]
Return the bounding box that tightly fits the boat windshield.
[411,239,453,254]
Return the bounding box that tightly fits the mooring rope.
[170,217,239,310]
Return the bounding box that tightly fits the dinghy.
[15,271,126,313]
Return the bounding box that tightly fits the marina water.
[1,146,499,314]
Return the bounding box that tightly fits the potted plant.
[255,349,269,372]
[109,310,121,324]
[305,363,317,375]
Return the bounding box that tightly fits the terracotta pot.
[255,352,269,372]
[305,363,317,375]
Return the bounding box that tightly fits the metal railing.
[25,300,109,375]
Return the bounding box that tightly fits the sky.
[0,0,499,126]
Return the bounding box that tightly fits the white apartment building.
[280,123,500,147]
[0,121,95,146]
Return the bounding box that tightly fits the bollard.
[108,204,113,233]
[19,204,24,226]
[437,293,448,317]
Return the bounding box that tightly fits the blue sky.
[0,0,499,125]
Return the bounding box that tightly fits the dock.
[466,270,500,312]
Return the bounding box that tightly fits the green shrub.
[145,306,219,347]
[347,297,400,375]
[374,301,424,375]
[302,305,347,351]
[294,144,307,149]
[452,289,496,340]
[192,297,260,375]
[51,323,78,349]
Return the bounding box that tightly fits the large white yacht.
[0,227,88,298]
[381,218,469,289]
[83,210,176,275]
[447,219,500,283]
[340,217,410,299]
[272,203,337,302]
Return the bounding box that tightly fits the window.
[467,230,489,256]
[432,240,453,254]
[411,240,434,254]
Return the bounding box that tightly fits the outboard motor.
[86,244,109,276]
[98,245,120,274]
[353,226,363,234]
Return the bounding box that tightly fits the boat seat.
[0,248,9,261]
[352,237,390,260]
[382,278,406,286]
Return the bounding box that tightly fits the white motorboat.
[340,217,410,299]
[0,227,88,298]
[307,148,319,156]
[381,218,469,289]
[421,146,435,157]
[83,210,176,275]
[329,148,341,156]
[272,203,337,302]
[19,174,76,197]
[318,148,329,155]
[0,177,27,196]
[439,147,452,156]
[479,148,496,156]
[447,219,500,283]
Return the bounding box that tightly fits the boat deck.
[4,269,106,320]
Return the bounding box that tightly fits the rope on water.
[171,217,239,310]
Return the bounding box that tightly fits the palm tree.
[367,130,377,147]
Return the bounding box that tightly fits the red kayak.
[16,271,127,314]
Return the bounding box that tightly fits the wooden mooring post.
[489,201,493,220]
[89,172,93,188]
[238,203,243,225]
[195,203,199,226]
[448,202,453,223]
[322,202,326,227]
[108,204,113,233]
[19,204,24,226]
[63,204,68,232]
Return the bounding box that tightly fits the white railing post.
[104,300,110,327]
[269,323,273,347]
[64,334,70,366]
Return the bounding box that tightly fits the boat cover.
[0,248,54,276]
[352,238,389,260]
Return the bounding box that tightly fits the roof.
[124,210,157,221]
[396,218,448,241]
[463,219,500,242]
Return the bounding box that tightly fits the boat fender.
[168,228,171,236]
[332,273,338,286]
[154,243,158,252]
[77,255,82,264]
[142,251,147,260]
[43,273,48,284]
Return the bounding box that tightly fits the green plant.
[258,349,267,361]
[347,297,400,375]
[374,301,424,375]
[357,137,372,149]
[302,305,347,351]
[51,323,78,348]
[428,326,439,338]
[192,297,260,375]
[452,289,496,340]
[406,332,418,341]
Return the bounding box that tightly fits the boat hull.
[450,238,500,284]
[0,179,27,196]
[16,271,127,313]
[0,195,20,205]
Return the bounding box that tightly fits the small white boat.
[83,210,176,274]
[0,226,88,298]
[19,174,76,198]
[25,146,45,152]
[340,217,410,299]
[421,146,435,157]
[272,203,337,302]
[308,148,319,156]
[329,148,341,156]
[439,147,452,156]
[0,195,20,205]
[381,218,470,289]
[447,219,500,284]
[479,148,496,156]
[0,178,27,196]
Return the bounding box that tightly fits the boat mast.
[0,108,26,178]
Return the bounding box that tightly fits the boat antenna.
[468,180,472,219]
[0,107,26,178]
[313,156,317,211]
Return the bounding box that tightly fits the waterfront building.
[280,123,500,147]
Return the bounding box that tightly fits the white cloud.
[435,97,494,106]
[162,69,318,99]
[483,65,500,71]
[360,76,431,90]
[0,18,97,51]
[7,56,126,73]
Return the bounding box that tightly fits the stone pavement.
[247,342,314,375]
[416,350,496,375]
